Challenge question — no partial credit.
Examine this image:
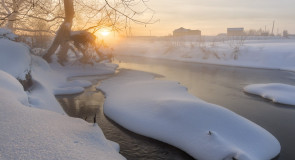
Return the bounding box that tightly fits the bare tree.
[42,0,156,64]
[1,0,156,64]
[0,0,64,32]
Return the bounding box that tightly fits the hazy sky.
[132,0,295,36]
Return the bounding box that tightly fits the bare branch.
[104,0,157,25]
[24,15,64,22]
[14,27,55,33]
[1,0,11,14]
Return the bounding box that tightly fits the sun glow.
[100,29,110,37]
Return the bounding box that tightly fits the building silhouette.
[173,27,201,36]
[227,28,244,36]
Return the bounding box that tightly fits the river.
[58,56,295,160]
[114,56,295,160]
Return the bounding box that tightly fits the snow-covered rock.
[99,69,281,160]
[244,83,295,105]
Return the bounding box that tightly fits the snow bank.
[0,28,17,41]
[29,55,117,113]
[27,56,90,114]
[0,34,117,114]
[0,38,31,80]
[113,37,295,71]
[0,71,125,160]
[0,34,124,159]
[99,70,280,160]
[244,83,295,105]
[0,71,29,105]
[50,61,117,78]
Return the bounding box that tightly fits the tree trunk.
[43,0,74,63]
[6,13,17,30]
[57,42,70,65]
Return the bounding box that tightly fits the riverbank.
[0,32,125,159]
[0,61,125,159]
[113,37,295,72]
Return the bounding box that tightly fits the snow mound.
[31,48,46,56]
[58,79,92,88]
[0,70,28,105]
[50,61,117,78]
[244,83,295,105]
[28,55,116,114]
[29,56,89,114]
[0,39,31,80]
[54,80,92,95]
[0,71,125,160]
[99,69,281,160]
[54,86,85,95]
[0,35,124,159]
[0,28,17,41]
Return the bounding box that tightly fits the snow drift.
[99,69,281,160]
[0,71,125,160]
[244,83,295,105]
[0,38,31,80]
[0,31,124,159]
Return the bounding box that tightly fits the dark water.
[57,75,195,160]
[114,56,295,160]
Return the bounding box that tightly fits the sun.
[100,29,110,37]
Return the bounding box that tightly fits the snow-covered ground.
[244,83,295,106]
[0,71,124,160]
[99,69,281,160]
[113,36,295,71]
[0,29,124,160]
